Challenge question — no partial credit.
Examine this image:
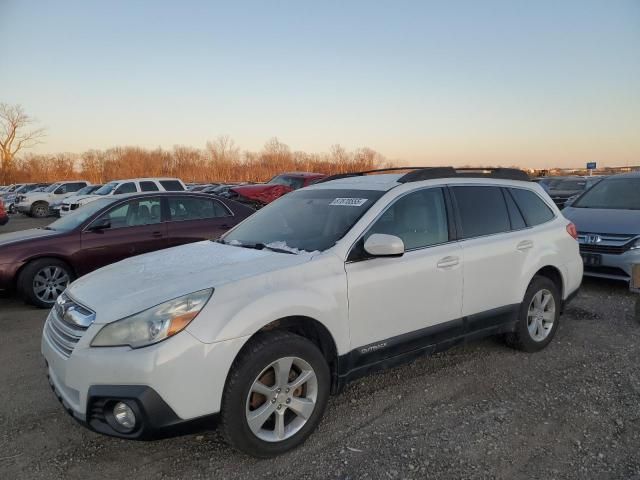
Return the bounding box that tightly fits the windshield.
[74,185,95,196]
[573,178,640,210]
[267,175,305,190]
[94,182,118,195]
[222,189,384,252]
[43,183,60,193]
[46,198,115,231]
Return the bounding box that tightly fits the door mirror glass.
[364,234,404,257]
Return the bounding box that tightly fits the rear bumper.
[0,214,8,225]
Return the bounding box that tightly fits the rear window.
[452,186,510,239]
[550,179,587,191]
[509,188,555,226]
[159,180,185,191]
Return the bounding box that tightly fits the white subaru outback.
[42,168,583,457]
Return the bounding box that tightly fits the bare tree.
[0,104,46,183]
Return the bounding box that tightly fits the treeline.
[4,137,390,184]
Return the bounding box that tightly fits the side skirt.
[333,304,519,393]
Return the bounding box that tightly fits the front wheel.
[506,275,560,352]
[31,202,49,218]
[221,331,330,457]
[18,258,74,308]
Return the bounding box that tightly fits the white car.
[42,168,582,457]
[59,177,186,216]
[15,181,90,217]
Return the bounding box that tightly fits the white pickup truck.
[15,181,90,217]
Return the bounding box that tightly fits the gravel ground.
[1,217,639,479]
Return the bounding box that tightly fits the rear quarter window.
[509,188,555,226]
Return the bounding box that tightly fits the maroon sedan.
[0,192,254,307]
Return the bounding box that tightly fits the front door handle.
[151,231,163,238]
[517,240,534,251]
[437,256,459,269]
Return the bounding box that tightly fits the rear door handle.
[437,256,459,269]
[517,240,534,251]
[151,231,163,238]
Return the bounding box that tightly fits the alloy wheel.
[245,356,318,442]
[527,289,556,342]
[33,266,70,303]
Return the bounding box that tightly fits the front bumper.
[42,315,248,438]
[581,249,640,282]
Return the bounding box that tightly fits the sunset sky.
[1,0,638,168]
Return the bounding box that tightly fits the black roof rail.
[399,167,530,183]
[313,167,433,184]
[314,166,530,185]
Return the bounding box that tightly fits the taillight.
[566,222,578,240]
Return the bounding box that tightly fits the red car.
[0,192,254,307]
[0,198,8,226]
[229,172,326,207]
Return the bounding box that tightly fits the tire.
[221,330,330,457]
[31,201,49,218]
[506,275,560,352]
[18,258,75,308]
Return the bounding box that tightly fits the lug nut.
[286,398,291,404]
[271,398,276,403]
[285,388,290,393]
[277,404,282,410]
[276,388,281,393]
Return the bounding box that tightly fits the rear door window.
[509,188,555,226]
[159,180,185,191]
[168,196,229,221]
[140,181,160,192]
[452,186,510,239]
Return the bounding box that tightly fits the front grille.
[70,204,79,210]
[44,293,95,357]
[580,244,629,255]
[61,205,69,212]
[578,232,638,256]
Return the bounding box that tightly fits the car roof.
[278,172,325,178]
[307,173,536,192]
[607,170,640,179]
[105,177,183,183]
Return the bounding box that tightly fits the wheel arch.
[15,255,77,290]
[531,265,564,300]
[227,315,340,394]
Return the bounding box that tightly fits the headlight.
[91,288,213,348]
[630,239,640,250]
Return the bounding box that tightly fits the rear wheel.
[506,275,560,352]
[30,201,49,218]
[221,330,330,457]
[18,258,74,308]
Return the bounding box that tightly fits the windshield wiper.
[222,240,296,254]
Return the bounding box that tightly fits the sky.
[1,0,638,168]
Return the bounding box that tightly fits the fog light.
[113,402,136,429]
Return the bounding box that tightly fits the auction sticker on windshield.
[329,198,368,207]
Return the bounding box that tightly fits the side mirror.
[364,233,405,257]
[87,217,111,231]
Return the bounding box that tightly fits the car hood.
[0,228,60,248]
[563,207,640,235]
[64,194,96,203]
[67,240,314,323]
[548,190,582,198]
[231,184,292,204]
